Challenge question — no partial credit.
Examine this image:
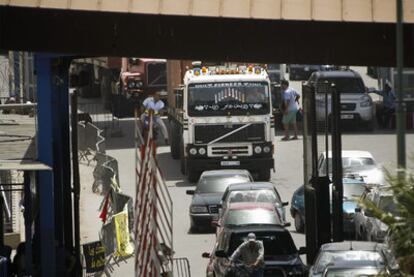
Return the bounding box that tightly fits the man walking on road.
[376,82,396,129]
[230,232,264,277]
[281,80,300,141]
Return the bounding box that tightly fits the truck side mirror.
[201,252,210,258]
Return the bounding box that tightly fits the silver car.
[309,241,399,277]
[355,186,398,242]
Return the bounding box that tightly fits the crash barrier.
[78,121,106,164]
[134,113,174,277]
[172,258,191,277]
[78,101,122,137]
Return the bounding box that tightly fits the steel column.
[35,54,56,277]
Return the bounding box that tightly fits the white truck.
[168,64,275,182]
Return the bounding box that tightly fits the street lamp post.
[396,0,406,171]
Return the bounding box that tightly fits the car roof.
[323,151,374,159]
[200,169,251,178]
[228,202,275,211]
[320,241,388,252]
[227,182,275,191]
[313,70,361,79]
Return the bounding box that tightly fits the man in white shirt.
[141,91,169,144]
[281,80,300,141]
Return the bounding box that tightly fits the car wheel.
[294,212,304,233]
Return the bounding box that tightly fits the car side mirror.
[186,190,195,195]
[201,252,210,258]
[215,250,228,258]
[355,207,361,213]
[298,247,307,255]
[284,222,291,227]
[282,201,289,207]
[366,87,376,93]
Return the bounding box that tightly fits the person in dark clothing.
[376,83,396,128]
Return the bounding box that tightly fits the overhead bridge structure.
[1,0,414,66]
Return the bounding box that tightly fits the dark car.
[290,178,366,235]
[203,225,307,277]
[309,241,399,276]
[220,182,288,223]
[186,169,253,232]
[289,64,323,80]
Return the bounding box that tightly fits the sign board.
[82,241,106,273]
[113,210,134,257]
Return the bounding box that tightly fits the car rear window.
[224,209,278,226]
[315,251,383,273]
[228,231,297,257]
[196,175,250,193]
[318,77,365,94]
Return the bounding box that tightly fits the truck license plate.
[341,114,354,119]
[221,161,240,166]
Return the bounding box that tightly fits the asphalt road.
[105,67,414,277]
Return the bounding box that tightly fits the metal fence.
[134,114,174,277]
[172,258,191,277]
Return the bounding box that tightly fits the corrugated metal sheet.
[1,0,413,23]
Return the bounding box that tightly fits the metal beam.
[35,53,56,277]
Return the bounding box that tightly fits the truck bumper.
[186,157,274,172]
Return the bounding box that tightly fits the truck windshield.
[188,82,270,116]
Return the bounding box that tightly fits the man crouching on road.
[230,232,264,277]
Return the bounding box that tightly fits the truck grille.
[341,103,356,111]
[208,205,219,214]
[208,145,252,157]
[194,123,265,144]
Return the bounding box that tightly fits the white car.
[308,70,376,130]
[318,151,385,186]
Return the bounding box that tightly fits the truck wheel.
[188,170,200,183]
[257,169,271,181]
[170,122,181,160]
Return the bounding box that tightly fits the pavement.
[78,66,414,277]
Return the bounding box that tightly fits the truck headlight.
[263,146,271,153]
[190,206,208,213]
[360,96,372,107]
[198,148,206,155]
[128,81,135,88]
[189,148,197,155]
[254,146,262,154]
[136,81,143,87]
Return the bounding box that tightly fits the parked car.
[309,241,399,276]
[355,186,399,242]
[289,64,322,80]
[290,178,366,236]
[219,182,288,223]
[203,225,307,277]
[307,70,376,130]
[318,150,385,186]
[186,169,253,232]
[215,202,288,236]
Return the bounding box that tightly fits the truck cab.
[169,65,275,182]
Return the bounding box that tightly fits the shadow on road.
[156,151,187,182]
